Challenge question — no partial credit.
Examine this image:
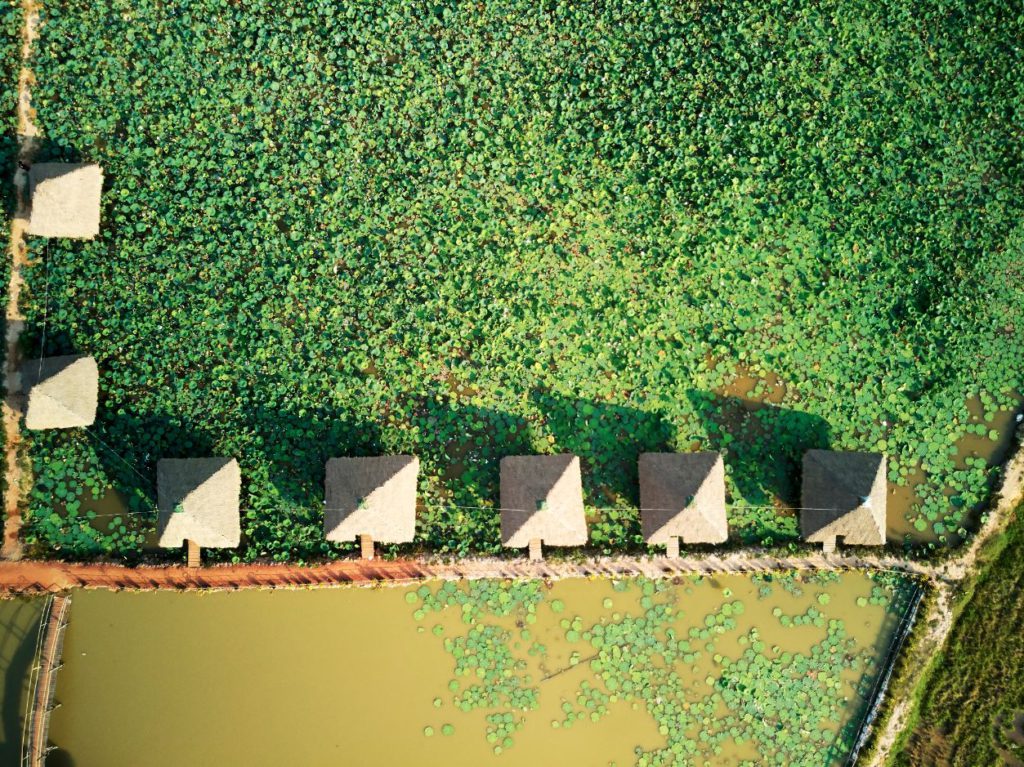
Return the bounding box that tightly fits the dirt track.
[0,551,935,595]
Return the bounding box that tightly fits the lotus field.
[16,0,1024,560]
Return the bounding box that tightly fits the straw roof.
[500,455,587,548]
[28,163,104,239]
[801,450,886,546]
[639,452,728,544]
[157,458,241,548]
[324,456,419,544]
[23,355,98,430]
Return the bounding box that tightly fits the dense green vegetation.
[17,0,1024,561]
[0,0,16,178]
[892,503,1024,766]
[409,572,916,766]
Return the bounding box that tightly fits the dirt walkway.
[2,0,42,561]
[0,551,936,595]
[865,440,1024,766]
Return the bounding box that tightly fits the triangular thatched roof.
[324,456,418,544]
[28,163,104,239]
[157,458,241,548]
[23,355,98,430]
[801,450,886,547]
[639,452,728,544]
[500,455,587,548]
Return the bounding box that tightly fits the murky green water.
[46,572,910,767]
[0,597,46,765]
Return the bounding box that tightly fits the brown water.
[47,573,902,767]
[711,354,1022,543]
[710,355,788,407]
[954,397,1021,471]
[886,466,931,542]
[0,597,46,765]
[886,398,1021,543]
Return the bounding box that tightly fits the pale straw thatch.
[639,452,728,545]
[23,355,98,430]
[500,455,587,548]
[157,458,241,548]
[324,456,419,543]
[28,163,104,239]
[801,450,886,549]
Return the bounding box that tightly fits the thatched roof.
[324,456,418,544]
[639,452,728,544]
[28,163,104,239]
[500,455,587,548]
[801,450,886,546]
[23,355,98,430]
[157,458,241,548]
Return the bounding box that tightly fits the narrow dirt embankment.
[0,550,946,594]
[2,0,42,561]
[865,439,1024,766]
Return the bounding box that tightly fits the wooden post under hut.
[186,539,201,568]
[360,533,374,560]
[528,538,543,561]
[665,537,680,559]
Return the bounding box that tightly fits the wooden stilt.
[186,539,200,568]
[360,534,374,560]
[528,538,542,562]
[665,537,680,559]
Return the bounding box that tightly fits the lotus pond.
[46,571,915,766]
[17,0,1024,562]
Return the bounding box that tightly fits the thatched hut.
[27,163,104,239]
[639,452,728,556]
[157,458,241,566]
[500,454,587,561]
[23,355,98,430]
[324,455,419,559]
[801,450,886,553]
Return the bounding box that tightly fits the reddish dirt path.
[0,558,429,593]
[0,551,933,595]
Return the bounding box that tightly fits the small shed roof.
[500,455,587,548]
[324,456,418,544]
[23,355,98,430]
[157,458,241,548]
[801,450,886,546]
[639,452,728,544]
[28,163,104,239]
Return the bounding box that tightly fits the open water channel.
[24,571,912,767]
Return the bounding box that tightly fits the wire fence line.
[43,498,856,521]
[45,420,848,521]
[19,594,53,767]
[21,593,71,767]
[846,582,926,766]
[18,598,71,765]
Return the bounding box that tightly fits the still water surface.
[0,597,45,765]
[47,573,902,767]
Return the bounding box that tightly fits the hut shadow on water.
[82,413,219,562]
[243,405,384,561]
[529,391,673,508]
[405,399,533,552]
[529,391,673,551]
[686,390,831,541]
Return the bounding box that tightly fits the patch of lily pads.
[407,573,915,765]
